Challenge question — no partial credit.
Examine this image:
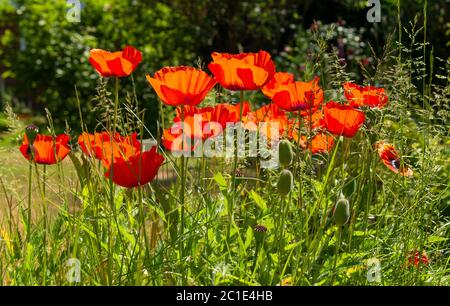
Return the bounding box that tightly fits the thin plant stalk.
[26,162,32,243]
[180,105,187,282]
[229,91,245,234]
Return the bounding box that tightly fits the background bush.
[0,0,448,133]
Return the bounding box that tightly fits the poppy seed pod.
[277,169,293,196]
[334,194,350,225]
[25,124,39,145]
[279,139,294,167]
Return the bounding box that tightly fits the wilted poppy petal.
[375,141,413,177]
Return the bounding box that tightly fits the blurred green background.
[0,0,448,135]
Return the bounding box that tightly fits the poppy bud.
[279,140,294,167]
[277,169,293,196]
[25,124,39,145]
[254,224,267,245]
[334,194,350,225]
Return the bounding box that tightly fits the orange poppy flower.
[261,72,295,99]
[89,46,142,77]
[162,126,200,153]
[163,103,251,152]
[271,77,324,113]
[286,130,333,154]
[208,51,276,91]
[212,102,251,124]
[176,102,251,129]
[302,108,326,130]
[308,133,335,154]
[343,82,388,108]
[323,101,365,138]
[78,132,111,157]
[374,141,413,177]
[105,146,164,188]
[20,134,71,165]
[146,66,217,107]
[78,132,141,167]
[287,130,307,148]
[243,103,288,140]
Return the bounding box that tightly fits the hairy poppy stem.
[229,91,244,236]
[42,164,47,285]
[108,76,120,285]
[180,106,186,281]
[296,111,304,208]
[27,162,32,243]
[331,226,342,284]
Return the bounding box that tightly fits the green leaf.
[249,190,267,211]
[244,226,253,251]
[213,172,227,191]
[427,236,448,244]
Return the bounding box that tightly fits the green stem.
[113,77,120,134]
[27,162,32,243]
[107,76,120,285]
[42,164,47,285]
[296,111,304,208]
[331,226,342,285]
[180,106,187,283]
[230,91,244,235]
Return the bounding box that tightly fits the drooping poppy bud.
[254,224,267,245]
[334,194,350,225]
[25,124,39,146]
[279,139,294,167]
[277,169,293,196]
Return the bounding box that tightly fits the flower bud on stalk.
[277,169,293,196]
[254,224,267,245]
[25,124,39,145]
[333,194,350,225]
[25,124,39,160]
[279,140,294,167]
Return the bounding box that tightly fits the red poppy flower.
[105,146,164,188]
[406,250,429,268]
[374,141,413,177]
[146,66,217,107]
[208,51,276,91]
[78,132,141,167]
[20,134,71,165]
[261,72,295,99]
[323,101,365,138]
[343,82,388,108]
[89,46,142,77]
[271,77,324,113]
